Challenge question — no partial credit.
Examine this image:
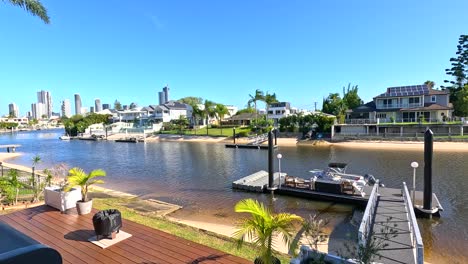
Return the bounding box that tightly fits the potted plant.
[233,199,303,264]
[43,163,81,212]
[65,167,106,215]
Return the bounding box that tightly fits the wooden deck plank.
[0,205,251,264]
[15,206,138,264]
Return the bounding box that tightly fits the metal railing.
[358,180,379,247]
[402,182,424,264]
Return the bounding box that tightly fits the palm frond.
[6,0,50,24]
[235,199,272,220]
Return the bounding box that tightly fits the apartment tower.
[74,94,82,115]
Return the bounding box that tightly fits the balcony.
[376,103,422,109]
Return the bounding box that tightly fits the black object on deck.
[268,130,274,189]
[423,129,433,211]
[92,209,122,240]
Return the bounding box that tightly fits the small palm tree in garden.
[65,167,106,214]
[32,154,41,167]
[0,169,23,205]
[233,199,303,264]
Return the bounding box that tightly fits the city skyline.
[1,1,467,116]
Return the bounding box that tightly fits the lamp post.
[277,153,282,189]
[411,161,419,205]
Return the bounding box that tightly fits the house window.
[431,95,436,102]
[376,113,387,118]
[409,97,420,104]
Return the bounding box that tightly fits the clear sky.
[0,0,467,116]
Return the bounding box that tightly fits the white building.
[61,99,71,118]
[226,105,238,118]
[0,117,29,127]
[152,101,191,123]
[37,90,52,118]
[31,103,45,120]
[267,102,298,125]
[8,103,19,117]
[113,107,151,123]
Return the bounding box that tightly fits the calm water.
[1,129,467,263]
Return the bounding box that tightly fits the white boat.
[59,135,71,140]
[308,163,380,197]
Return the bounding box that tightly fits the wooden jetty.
[226,131,278,149]
[0,144,20,153]
[115,137,138,143]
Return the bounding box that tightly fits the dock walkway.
[370,188,415,264]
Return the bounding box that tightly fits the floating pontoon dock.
[232,171,444,210]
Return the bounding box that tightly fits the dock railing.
[358,180,379,247]
[402,182,424,264]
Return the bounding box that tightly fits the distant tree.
[114,100,122,110]
[424,80,435,89]
[178,96,204,106]
[172,115,189,132]
[63,113,111,136]
[322,93,345,116]
[443,35,468,116]
[455,85,468,116]
[3,0,50,24]
[214,104,229,135]
[342,83,363,110]
[236,108,255,115]
[264,92,278,122]
[248,89,265,126]
[129,102,138,109]
[203,100,216,135]
[190,104,203,128]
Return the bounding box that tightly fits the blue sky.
[0,0,466,116]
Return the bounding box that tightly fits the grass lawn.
[161,126,251,137]
[92,196,292,263]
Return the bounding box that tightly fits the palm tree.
[214,104,229,135]
[32,154,41,167]
[264,92,278,124]
[424,80,435,89]
[1,169,23,205]
[233,199,302,264]
[248,89,265,128]
[65,167,106,202]
[4,0,50,24]
[203,100,216,135]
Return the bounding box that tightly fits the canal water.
[0,129,466,263]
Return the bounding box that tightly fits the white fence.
[358,180,379,247]
[402,182,424,264]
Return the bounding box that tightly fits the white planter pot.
[76,200,93,215]
[44,186,82,212]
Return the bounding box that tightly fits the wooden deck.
[0,205,250,264]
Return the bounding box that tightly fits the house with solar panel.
[346,84,453,123]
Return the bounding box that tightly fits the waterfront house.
[267,102,309,125]
[151,101,192,123]
[346,84,453,123]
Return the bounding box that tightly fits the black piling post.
[268,130,274,189]
[233,128,236,144]
[423,129,433,211]
[274,129,277,146]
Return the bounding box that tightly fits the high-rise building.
[158,85,170,105]
[163,86,169,103]
[158,92,165,105]
[74,94,82,115]
[8,103,19,117]
[95,99,102,112]
[90,106,95,113]
[37,90,52,118]
[31,103,44,120]
[61,99,71,118]
[102,104,110,110]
